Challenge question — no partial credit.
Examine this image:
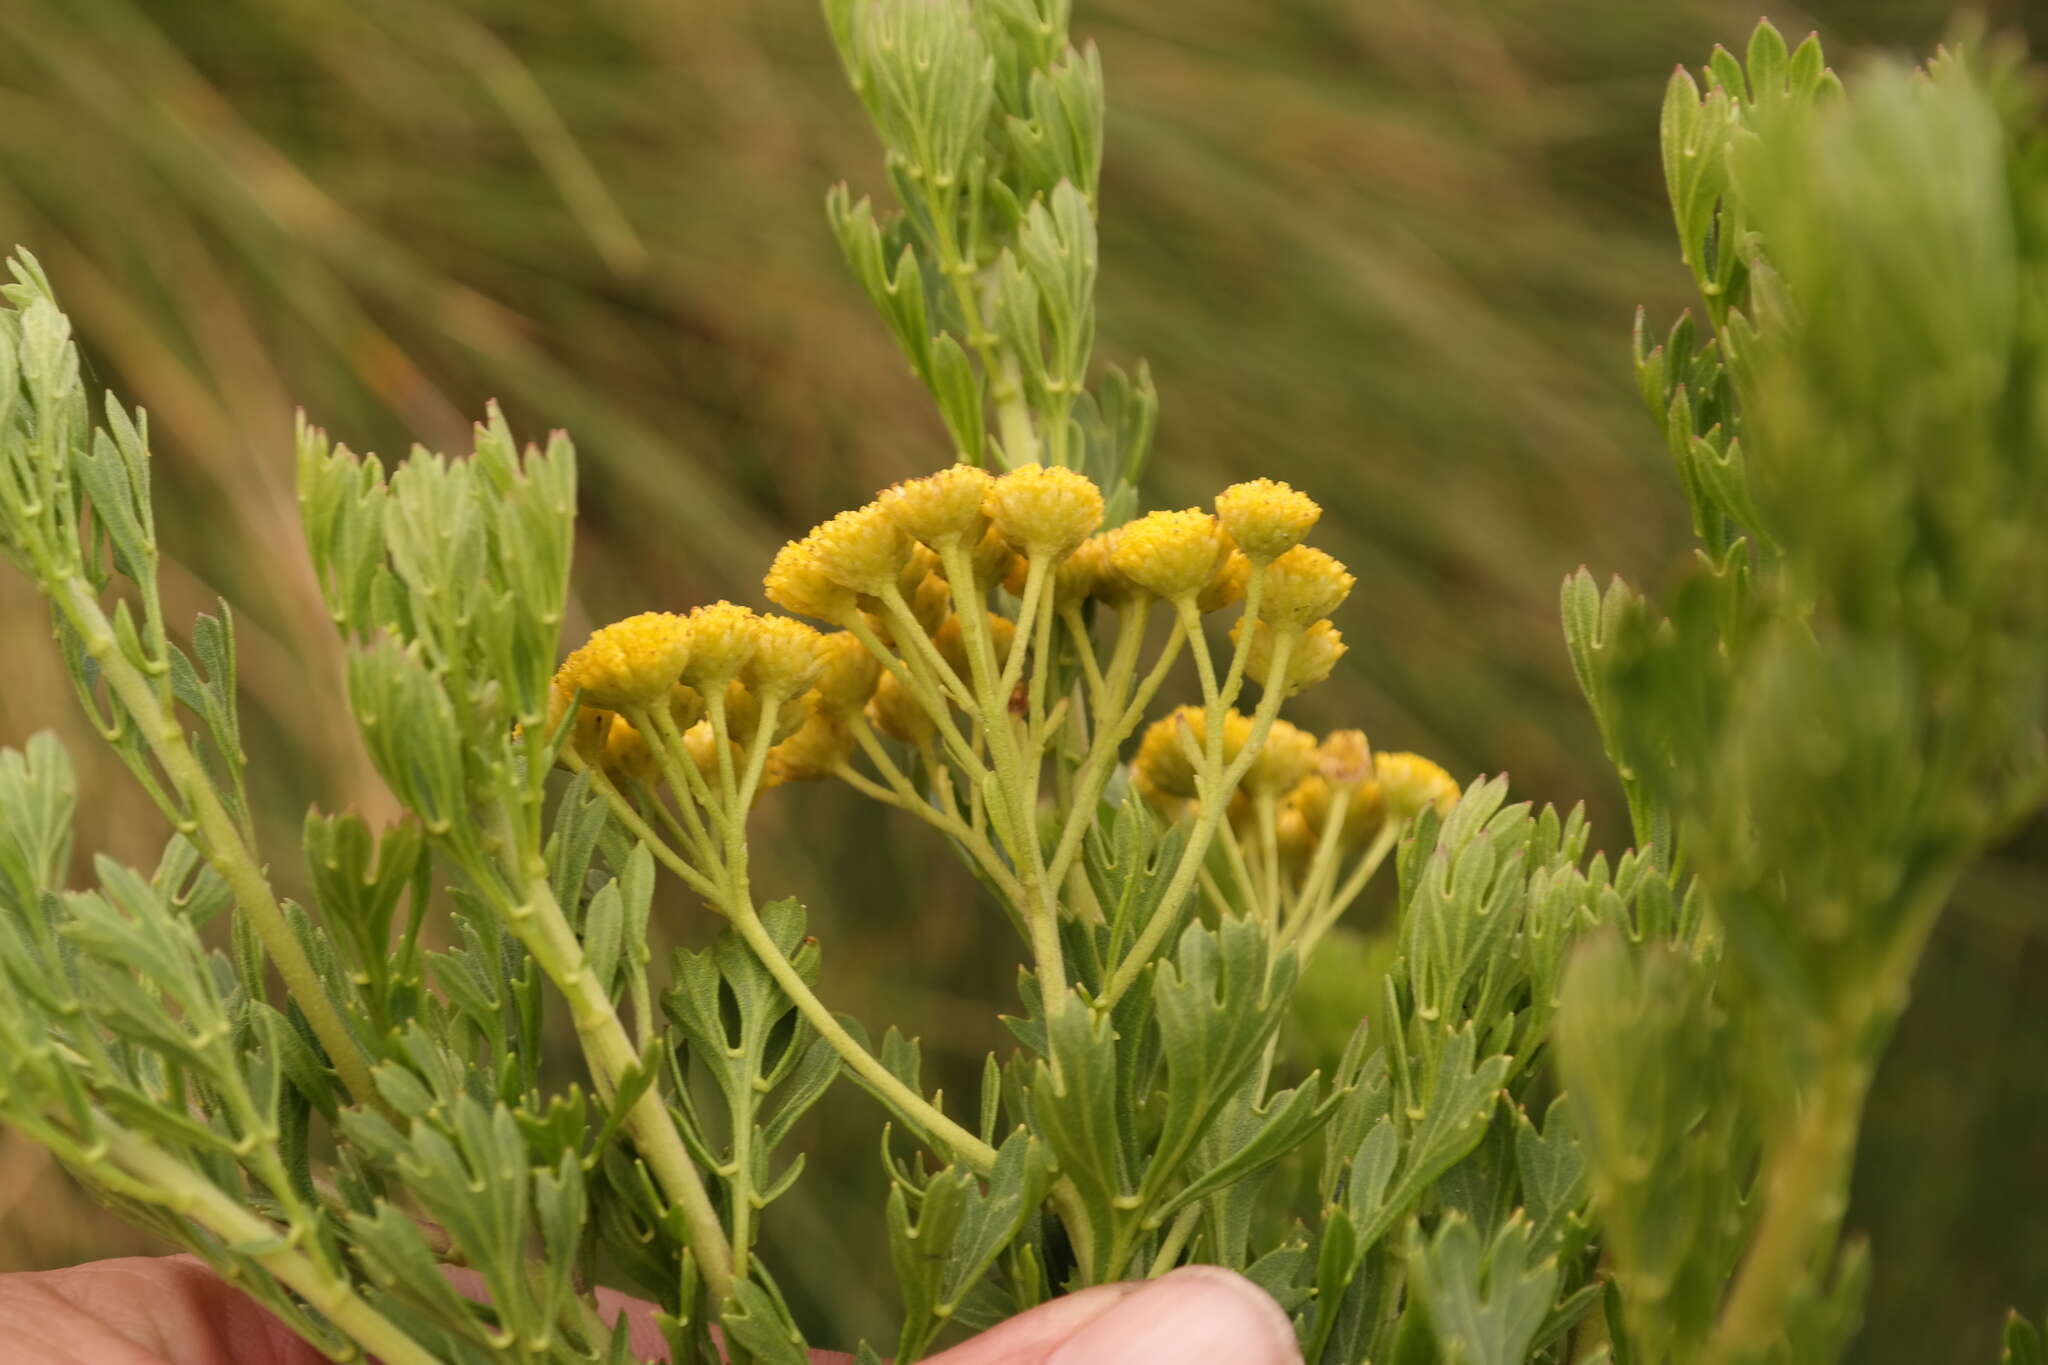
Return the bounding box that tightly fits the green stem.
[56,579,381,1112]
[101,1126,441,1365]
[1099,631,1296,1009]
[726,901,999,1174]
[1147,1205,1204,1279]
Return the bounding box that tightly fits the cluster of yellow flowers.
[1132,707,1457,871]
[545,464,1440,877]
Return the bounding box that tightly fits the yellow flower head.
[1133,764,1194,822]
[971,521,1021,588]
[1215,478,1322,562]
[1258,545,1355,629]
[1248,718,1318,797]
[812,631,881,715]
[1233,617,1346,698]
[747,615,826,701]
[681,720,739,782]
[1133,705,1204,801]
[1376,752,1461,820]
[809,501,913,594]
[1286,772,1385,849]
[765,540,856,623]
[880,464,994,549]
[1318,729,1374,788]
[601,714,661,786]
[934,612,1016,679]
[766,707,856,785]
[1196,549,1251,615]
[680,601,759,689]
[558,611,693,710]
[867,668,933,745]
[986,464,1103,558]
[908,569,953,636]
[1109,509,1231,602]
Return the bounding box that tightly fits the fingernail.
[1044,1267,1301,1365]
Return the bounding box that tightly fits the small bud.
[934,612,1016,679]
[1134,704,1205,801]
[1233,617,1346,697]
[601,714,661,786]
[558,612,692,710]
[765,541,856,623]
[971,521,1022,587]
[879,464,994,548]
[681,720,739,781]
[1108,509,1231,602]
[767,706,856,784]
[1318,730,1373,788]
[1215,478,1321,561]
[681,601,759,688]
[668,682,707,732]
[1195,549,1250,614]
[1258,546,1355,628]
[1286,772,1386,848]
[1376,752,1461,819]
[547,676,611,768]
[867,669,933,745]
[812,632,882,715]
[809,501,914,594]
[986,464,1103,558]
[1248,718,1317,797]
[909,570,953,635]
[747,615,827,700]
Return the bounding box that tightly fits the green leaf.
[1409,1213,1560,1365]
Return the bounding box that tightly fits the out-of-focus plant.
[0,8,2043,1365]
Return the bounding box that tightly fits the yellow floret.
[747,615,826,700]
[812,632,882,715]
[1233,617,1346,697]
[986,464,1103,558]
[766,707,856,785]
[1215,478,1321,561]
[681,601,760,688]
[601,714,661,786]
[765,540,856,623]
[1196,549,1250,614]
[1317,730,1374,788]
[866,668,934,745]
[1376,752,1461,819]
[1133,705,1204,800]
[1248,718,1318,797]
[879,464,994,548]
[1286,772,1386,848]
[1108,508,1231,602]
[1258,545,1355,628]
[557,611,693,710]
[809,501,913,594]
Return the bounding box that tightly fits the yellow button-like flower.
[986,464,1103,558]
[809,501,913,594]
[880,464,994,549]
[1109,509,1231,603]
[1233,617,1346,697]
[681,601,760,688]
[766,707,856,785]
[601,713,661,786]
[1196,549,1250,614]
[1133,704,1204,801]
[1376,752,1461,819]
[934,612,1016,679]
[867,668,933,745]
[558,612,693,710]
[1215,478,1321,562]
[747,615,826,701]
[765,540,856,623]
[1317,730,1373,788]
[1258,545,1355,629]
[1286,772,1385,848]
[1248,718,1317,797]
[812,632,881,715]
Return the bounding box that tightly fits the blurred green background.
[0,1,2043,1361]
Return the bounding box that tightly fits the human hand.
[0,1256,1302,1364]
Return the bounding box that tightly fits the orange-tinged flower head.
[812,631,881,715]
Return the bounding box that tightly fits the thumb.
[926,1267,1301,1365]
